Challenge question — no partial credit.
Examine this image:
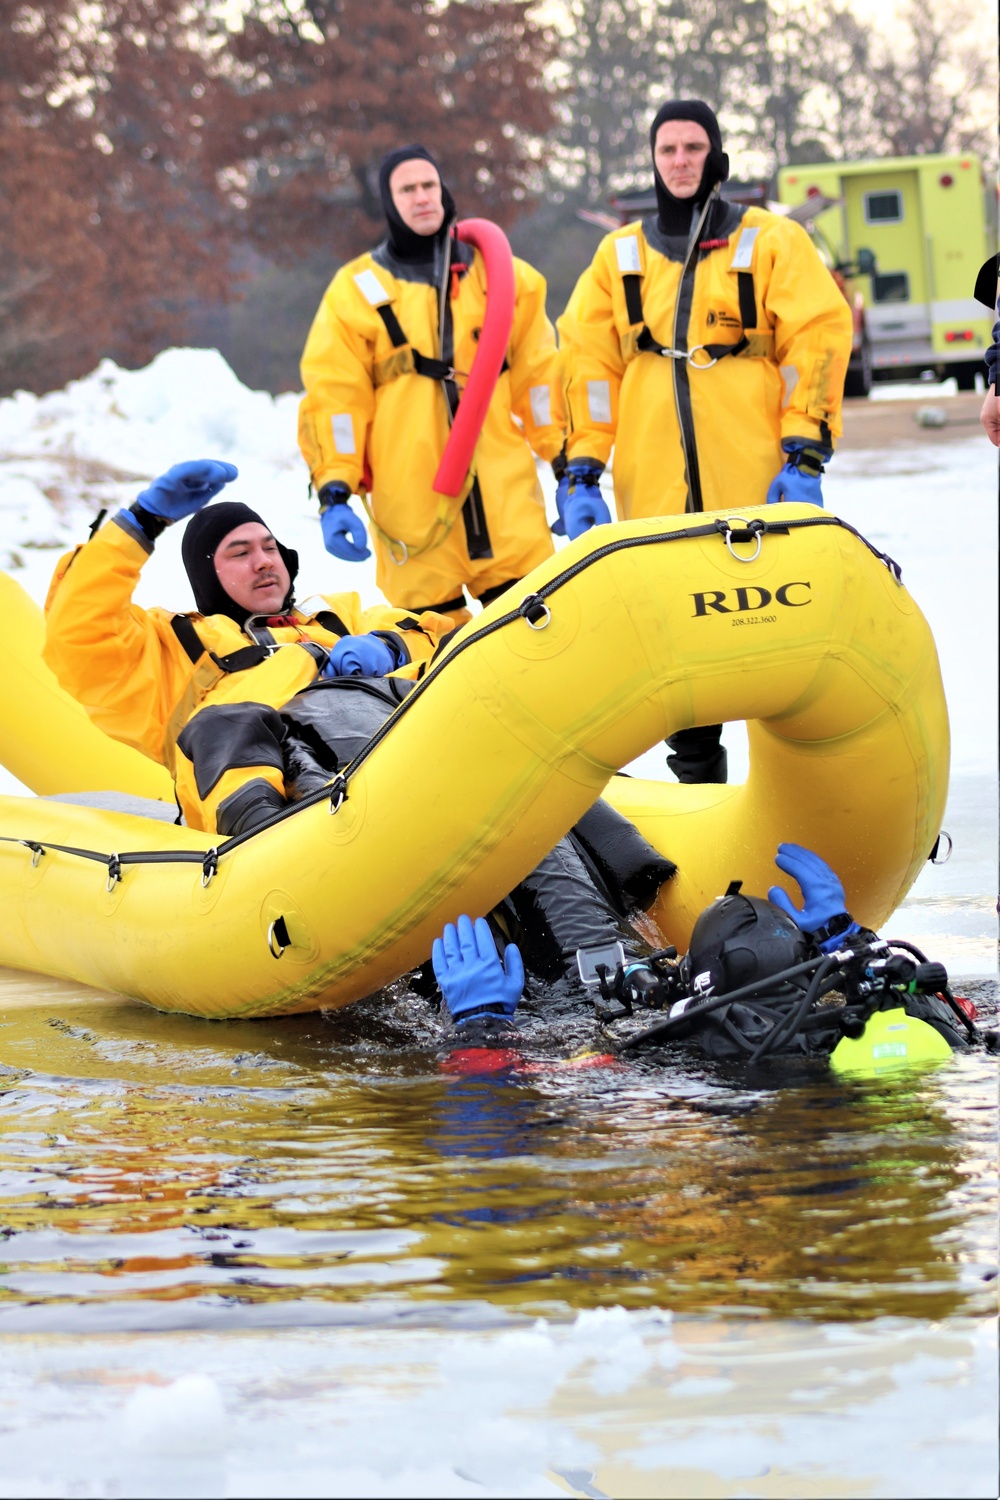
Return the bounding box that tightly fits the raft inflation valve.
[267,916,290,959]
[519,594,551,629]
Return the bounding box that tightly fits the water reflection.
[0,969,995,1331]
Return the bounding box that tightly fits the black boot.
[666,725,728,784]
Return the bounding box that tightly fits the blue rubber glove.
[432,915,524,1023]
[768,842,859,951]
[552,461,610,539]
[765,440,830,506]
[323,633,397,678]
[319,484,370,562]
[136,460,239,520]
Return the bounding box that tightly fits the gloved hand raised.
[432,914,524,1023]
[766,440,830,506]
[323,633,397,678]
[319,482,371,562]
[136,460,239,521]
[552,460,611,540]
[768,843,859,951]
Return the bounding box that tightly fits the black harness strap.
[624,263,753,363]
[737,270,757,331]
[314,610,351,638]
[374,303,453,381]
[170,615,277,675]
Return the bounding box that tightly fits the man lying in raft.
[431,846,988,1067]
[43,461,456,835]
[44,460,679,980]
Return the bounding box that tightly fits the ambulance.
[777,153,995,388]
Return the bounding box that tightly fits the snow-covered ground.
[1,347,995,973]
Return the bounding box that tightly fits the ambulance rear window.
[872,271,910,303]
[864,190,903,223]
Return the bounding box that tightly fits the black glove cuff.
[810,911,854,946]
[788,446,830,479]
[128,502,168,541]
[318,482,351,512]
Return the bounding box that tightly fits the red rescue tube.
[432,218,516,498]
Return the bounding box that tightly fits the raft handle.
[106,854,122,892]
[201,848,218,887]
[519,594,551,630]
[267,916,290,959]
[718,517,764,563]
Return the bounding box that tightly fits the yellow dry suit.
[558,202,854,516]
[43,516,453,835]
[299,238,564,613]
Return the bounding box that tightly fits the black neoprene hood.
[181,501,298,626]
[648,99,730,233]
[378,144,457,263]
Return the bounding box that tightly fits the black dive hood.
[181,501,298,628]
[684,889,811,999]
[378,144,457,263]
[648,99,730,235]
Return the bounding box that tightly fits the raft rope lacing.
[1,515,903,883]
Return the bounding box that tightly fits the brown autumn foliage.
[0,0,556,396]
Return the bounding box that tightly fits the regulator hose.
[432,218,516,498]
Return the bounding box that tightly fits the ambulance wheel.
[953,361,982,392]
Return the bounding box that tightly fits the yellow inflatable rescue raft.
[0,504,948,1019]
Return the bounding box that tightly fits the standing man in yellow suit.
[558,99,853,783]
[299,145,564,619]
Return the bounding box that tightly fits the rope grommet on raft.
[267,917,289,959]
[328,775,348,814]
[201,848,218,887]
[519,594,551,630]
[106,853,122,892]
[717,516,765,563]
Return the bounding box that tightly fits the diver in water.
[432,843,986,1065]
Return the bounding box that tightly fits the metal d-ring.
[106,854,122,892]
[328,776,348,814]
[201,848,218,888]
[387,538,409,566]
[526,602,552,631]
[21,841,45,867]
[267,920,287,959]
[687,344,719,369]
[723,519,763,564]
[930,831,953,865]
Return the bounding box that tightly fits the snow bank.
[0,347,381,615]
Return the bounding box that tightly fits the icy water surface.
[0,972,997,1496]
[0,975,997,1332]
